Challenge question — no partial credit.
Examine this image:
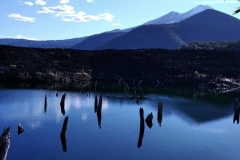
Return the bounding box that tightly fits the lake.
[0,87,239,160]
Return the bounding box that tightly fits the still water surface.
[0,89,239,160]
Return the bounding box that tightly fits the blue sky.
[1,0,240,40]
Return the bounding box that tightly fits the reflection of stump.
[61,105,65,115]
[97,109,102,129]
[0,126,10,160]
[60,134,67,152]
[158,102,163,116]
[158,102,163,127]
[233,113,239,124]
[137,108,145,148]
[44,95,47,113]
[157,114,162,127]
[61,116,69,137]
[136,96,139,105]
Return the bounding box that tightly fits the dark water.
[0,89,239,160]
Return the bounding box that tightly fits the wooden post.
[145,112,153,129]
[0,126,10,160]
[137,108,145,148]
[133,89,136,98]
[94,95,98,112]
[60,93,66,106]
[60,93,66,115]
[18,124,24,135]
[95,81,97,91]
[97,94,102,110]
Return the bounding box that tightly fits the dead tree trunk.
[137,108,145,148]
[60,93,66,107]
[0,126,10,160]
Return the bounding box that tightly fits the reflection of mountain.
[147,96,232,124]
[172,100,232,124]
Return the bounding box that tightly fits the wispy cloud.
[37,4,74,14]
[60,0,70,4]
[8,14,36,22]
[24,2,34,6]
[112,23,121,26]
[37,4,114,22]
[35,0,46,5]
[70,12,114,22]
[87,0,93,2]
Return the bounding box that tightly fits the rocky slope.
[1,45,240,91]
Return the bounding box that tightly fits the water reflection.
[95,94,103,129]
[61,105,66,115]
[0,88,238,160]
[44,95,47,113]
[233,113,239,124]
[233,98,239,124]
[137,108,145,148]
[60,116,69,152]
[60,135,67,152]
[158,102,163,127]
[97,109,102,129]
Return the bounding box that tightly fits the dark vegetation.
[179,40,240,52]
[1,44,240,90]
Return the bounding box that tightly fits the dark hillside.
[1,45,240,91]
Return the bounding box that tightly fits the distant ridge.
[0,37,87,48]
[71,32,125,50]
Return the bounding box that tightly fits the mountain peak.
[191,5,213,11]
[143,5,213,25]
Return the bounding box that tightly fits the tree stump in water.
[137,108,145,148]
[18,124,24,135]
[60,93,66,106]
[0,126,10,160]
